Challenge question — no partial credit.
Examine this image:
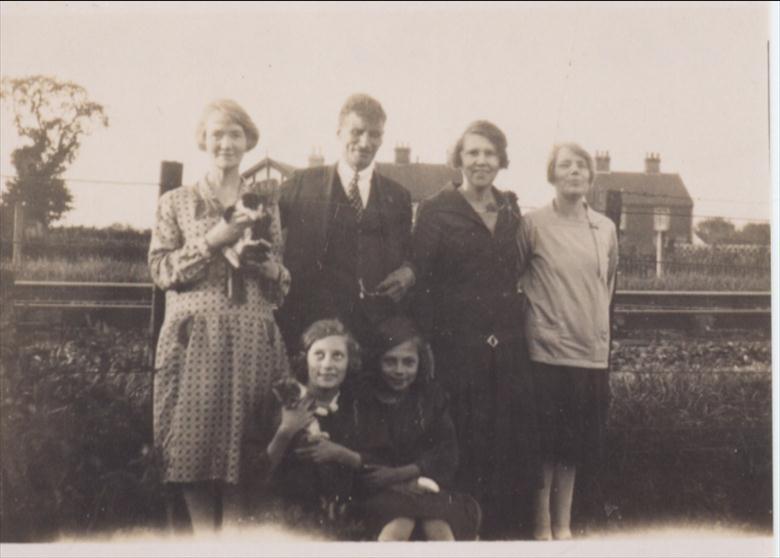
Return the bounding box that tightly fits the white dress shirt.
[337,159,375,208]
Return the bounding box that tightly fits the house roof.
[241,156,459,202]
[242,157,297,180]
[592,172,693,207]
[376,162,460,202]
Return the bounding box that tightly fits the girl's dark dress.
[352,377,481,540]
[411,182,541,535]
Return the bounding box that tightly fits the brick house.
[586,152,693,253]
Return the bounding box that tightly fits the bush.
[0,315,165,541]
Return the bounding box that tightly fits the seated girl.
[353,316,482,541]
[258,319,364,528]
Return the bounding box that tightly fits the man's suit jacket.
[277,164,413,349]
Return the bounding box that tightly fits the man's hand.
[374,265,415,303]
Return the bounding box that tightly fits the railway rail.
[8,280,772,313]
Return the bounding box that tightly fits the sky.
[0,1,776,230]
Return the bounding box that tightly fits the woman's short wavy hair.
[292,319,362,383]
[449,120,509,170]
[196,99,259,151]
[546,142,595,185]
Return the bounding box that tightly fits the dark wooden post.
[149,161,183,365]
[12,201,24,267]
[605,189,623,236]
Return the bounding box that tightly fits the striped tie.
[347,172,363,219]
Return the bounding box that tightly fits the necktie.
[347,172,363,219]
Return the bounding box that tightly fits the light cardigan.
[517,200,618,369]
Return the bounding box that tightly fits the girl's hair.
[371,316,435,386]
[376,335,435,387]
[292,319,362,383]
[195,98,260,151]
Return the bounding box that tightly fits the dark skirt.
[432,332,541,539]
[433,333,542,500]
[531,361,610,466]
[359,486,482,540]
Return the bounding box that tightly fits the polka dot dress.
[149,176,291,484]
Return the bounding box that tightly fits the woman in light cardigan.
[517,142,618,540]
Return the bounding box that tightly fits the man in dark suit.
[277,94,415,354]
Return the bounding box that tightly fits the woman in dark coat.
[411,120,540,539]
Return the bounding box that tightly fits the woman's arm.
[294,439,363,470]
[410,200,441,338]
[148,192,215,290]
[516,214,535,279]
[362,463,421,489]
[606,222,619,299]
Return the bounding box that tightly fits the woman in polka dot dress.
[149,99,291,532]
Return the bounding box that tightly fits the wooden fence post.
[149,161,183,366]
[605,189,622,238]
[12,201,24,267]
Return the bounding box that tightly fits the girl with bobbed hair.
[149,99,290,532]
[518,142,617,540]
[259,319,364,529]
[196,99,260,152]
[351,316,482,541]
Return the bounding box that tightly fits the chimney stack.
[308,148,324,168]
[644,152,661,174]
[595,150,611,172]
[394,144,411,165]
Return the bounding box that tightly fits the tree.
[737,223,770,245]
[0,75,108,226]
[694,217,737,245]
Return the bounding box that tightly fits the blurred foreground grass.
[1,305,772,541]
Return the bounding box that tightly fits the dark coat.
[277,165,412,351]
[410,182,540,506]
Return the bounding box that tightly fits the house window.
[620,210,627,231]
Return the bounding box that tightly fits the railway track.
[8,280,772,313]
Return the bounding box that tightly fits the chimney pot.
[308,148,325,168]
[595,150,611,172]
[644,153,661,174]
[395,145,411,165]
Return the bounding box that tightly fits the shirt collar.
[196,174,249,211]
[337,159,375,206]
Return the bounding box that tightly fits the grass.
[3,258,150,282]
[1,300,772,541]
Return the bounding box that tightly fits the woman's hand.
[294,439,358,466]
[278,398,315,437]
[241,239,282,279]
[204,206,255,249]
